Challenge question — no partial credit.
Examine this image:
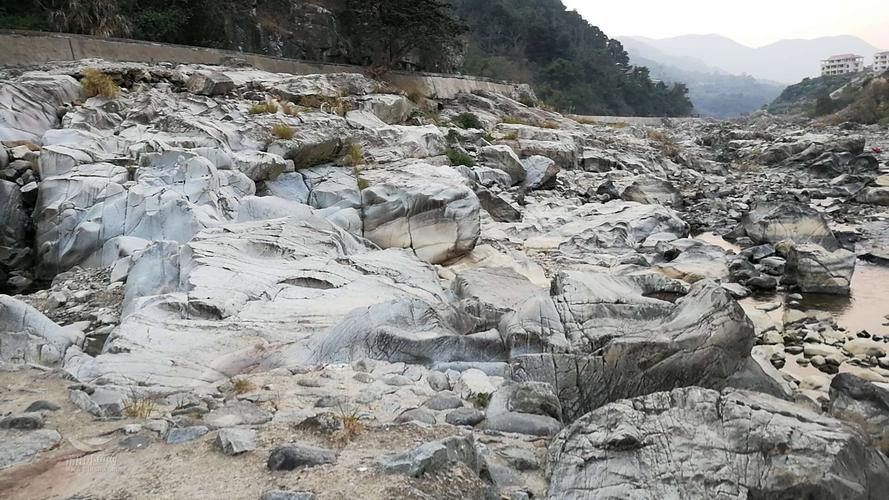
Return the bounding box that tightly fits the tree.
[46,0,131,37]
[339,0,465,74]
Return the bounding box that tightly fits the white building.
[875,51,889,75]
[821,54,864,76]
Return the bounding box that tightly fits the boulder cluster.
[1,59,889,499]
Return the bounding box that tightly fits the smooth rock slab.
[203,401,272,429]
[546,387,889,499]
[267,443,336,471]
[166,425,209,444]
[0,429,62,469]
[260,491,316,500]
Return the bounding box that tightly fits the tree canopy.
[452,0,693,116]
[338,0,466,73]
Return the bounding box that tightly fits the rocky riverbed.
[2,59,889,499]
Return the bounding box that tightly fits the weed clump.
[271,123,295,140]
[80,68,119,99]
[446,148,475,167]
[249,101,279,114]
[232,378,256,395]
[453,112,483,130]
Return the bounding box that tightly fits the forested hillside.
[452,0,692,116]
[0,0,693,116]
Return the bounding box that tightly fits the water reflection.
[743,261,889,336]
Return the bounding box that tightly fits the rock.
[260,491,316,500]
[829,373,889,451]
[0,429,62,469]
[267,443,336,471]
[359,163,480,264]
[509,273,784,420]
[735,202,839,250]
[445,408,485,426]
[119,434,153,450]
[521,155,559,190]
[547,387,889,499]
[741,243,776,261]
[68,389,104,417]
[621,177,682,207]
[203,401,272,429]
[0,74,80,141]
[497,446,539,471]
[187,72,236,96]
[427,371,450,392]
[1,295,81,365]
[476,189,522,222]
[216,428,257,455]
[394,408,437,425]
[784,244,856,294]
[856,187,889,206]
[485,382,563,436]
[377,435,480,477]
[454,369,495,399]
[24,400,60,412]
[166,425,209,444]
[423,393,464,411]
[479,145,525,185]
[0,413,44,430]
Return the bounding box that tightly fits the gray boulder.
[735,202,839,250]
[510,272,784,420]
[216,428,257,455]
[784,244,856,294]
[546,387,889,499]
[829,373,889,452]
[479,145,525,185]
[360,163,480,264]
[267,443,336,471]
[166,425,209,444]
[621,177,682,207]
[521,155,559,190]
[0,429,62,470]
[377,435,480,477]
[187,72,235,96]
[486,382,563,436]
[1,295,80,365]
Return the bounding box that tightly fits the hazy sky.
[561,0,889,49]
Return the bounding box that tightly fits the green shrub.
[446,148,475,167]
[453,112,483,130]
[80,68,119,99]
[472,392,492,409]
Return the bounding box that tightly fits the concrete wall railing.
[0,29,525,100]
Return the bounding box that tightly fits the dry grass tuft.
[271,123,295,140]
[80,68,119,99]
[232,377,256,395]
[123,390,158,419]
[333,405,364,445]
[249,101,279,115]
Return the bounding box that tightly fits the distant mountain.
[621,34,881,83]
[620,38,785,118]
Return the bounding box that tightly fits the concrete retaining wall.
[0,30,523,99]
